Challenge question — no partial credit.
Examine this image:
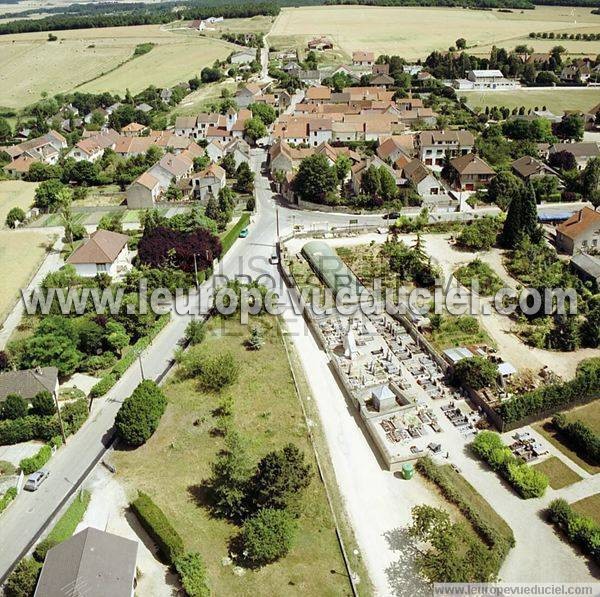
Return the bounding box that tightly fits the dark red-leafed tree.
[137,226,222,273]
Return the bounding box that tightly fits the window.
[97,263,108,273]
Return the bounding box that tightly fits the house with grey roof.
[34,527,138,597]
[0,367,58,402]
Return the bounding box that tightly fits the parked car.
[24,469,50,491]
[383,211,401,220]
[269,254,279,265]
[239,228,249,238]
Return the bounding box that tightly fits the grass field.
[0,180,36,227]
[0,229,51,324]
[268,5,600,61]
[533,399,600,476]
[0,24,236,108]
[571,493,600,525]
[171,79,238,118]
[462,88,600,114]
[113,315,351,596]
[532,456,582,489]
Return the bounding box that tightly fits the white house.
[190,163,226,201]
[66,229,131,278]
[230,49,256,64]
[453,70,518,90]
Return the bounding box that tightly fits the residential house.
[511,156,561,181]
[190,163,226,201]
[369,73,394,88]
[121,122,147,137]
[377,135,415,164]
[235,83,263,108]
[298,70,322,86]
[66,229,131,278]
[555,207,600,254]
[206,140,227,162]
[4,155,38,178]
[34,527,138,597]
[560,64,591,84]
[5,130,67,165]
[227,138,251,168]
[351,156,401,195]
[402,159,449,206]
[308,119,333,146]
[448,153,495,190]
[306,86,332,103]
[174,113,227,141]
[307,36,333,51]
[548,142,600,170]
[570,253,600,288]
[127,172,162,208]
[352,51,374,67]
[269,140,313,174]
[0,366,58,403]
[230,48,256,64]
[453,70,518,90]
[67,130,119,162]
[418,129,474,168]
[372,64,390,76]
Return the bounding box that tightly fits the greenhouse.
[301,240,364,302]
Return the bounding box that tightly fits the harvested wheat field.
[0,24,236,108]
[269,5,600,60]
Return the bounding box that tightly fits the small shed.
[371,384,396,412]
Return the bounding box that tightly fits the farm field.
[268,6,600,60]
[0,24,236,108]
[461,88,600,114]
[0,230,51,324]
[113,315,350,596]
[0,180,36,226]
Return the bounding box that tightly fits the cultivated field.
[462,88,600,114]
[0,230,50,324]
[0,180,36,226]
[0,24,236,108]
[268,6,600,60]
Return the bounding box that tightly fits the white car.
[24,469,50,491]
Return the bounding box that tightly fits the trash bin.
[402,463,414,480]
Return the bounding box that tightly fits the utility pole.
[275,206,280,239]
[54,390,67,444]
[138,352,146,381]
[193,253,200,292]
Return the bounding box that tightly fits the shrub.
[83,352,117,373]
[453,357,498,390]
[0,486,17,514]
[61,399,88,434]
[5,207,26,228]
[4,557,41,597]
[33,537,59,563]
[0,460,16,476]
[552,414,600,465]
[89,373,117,398]
[185,319,206,346]
[46,489,90,544]
[20,445,52,475]
[471,431,548,498]
[221,213,250,255]
[0,415,59,445]
[241,508,298,566]
[179,348,239,392]
[1,394,28,420]
[30,391,56,416]
[548,498,600,564]
[131,492,184,564]
[115,380,167,447]
[174,552,210,597]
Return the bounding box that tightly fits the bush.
[241,508,298,566]
[82,352,117,373]
[174,552,210,597]
[1,394,28,420]
[5,207,26,228]
[115,380,167,447]
[452,357,498,390]
[46,489,90,544]
[548,498,600,564]
[30,391,56,416]
[185,319,206,346]
[33,537,59,563]
[552,414,600,465]
[0,486,17,514]
[89,373,117,398]
[221,213,250,255]
[19,444,52,475]
[471,431,548,498]
[0,415,60,445]
[131,492,184,564]
[180,350,239,392]
[4,557,41,597]
[0,460,16,476]
[61,398,88,434]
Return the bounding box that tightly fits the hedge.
[471,431,548,499]
[548,498,600,564]
[221,212,250,255]
[131,491,184,564]
[115,380,167,447]
[497,357,600,427]
[46,489,91,544]
[19,444,52,475]
[89,313,171,398]
[416,456,515,572]
[174,552,210,597]
[552,414,600,466]
[0,487,17,514]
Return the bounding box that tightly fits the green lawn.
[533,400,600,476]
[461,88,600,115]
[113,315,351,596]
[426,315,494,352]
[46,490,91,544]
[571,494,600,525]
[532,457,582,490]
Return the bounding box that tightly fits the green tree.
[293,154,338,205]
[556,113,584,141]
[249,102,276,126]
[241,508,298,566]
[455,38,467,50]
[106,321,130,356]
[452,356,498,390]
[486,171,523,210]
[334,154,351,184]
[243,117,267,145]
[501,181,541,248]
[210,431,252,521]
[22,334,83,377]
[1,394,28,420]
[247,443,312,512]
[205,193,220,222]
[4,557,41,597]
[582,157,600,198]
[5,207,26,229]
[234,162,255,194]
[34,179,67,212]
[361,165,381,198]
[31,391,56,416]
[0,116,12,143]
[220,152,237,177]
[378,166,398,201]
